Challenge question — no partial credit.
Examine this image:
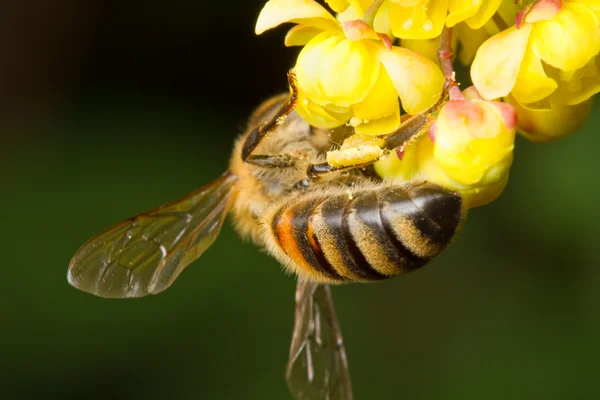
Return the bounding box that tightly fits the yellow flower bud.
[505,94,594,142]
[417,135,510,208]
[431,96,516,187]
[374,89,517,208]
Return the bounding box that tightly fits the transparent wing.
[67,171,238,298]
[286,280,353,400]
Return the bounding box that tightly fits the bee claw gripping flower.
[255,0,599,210]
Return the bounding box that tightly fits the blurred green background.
[2,1,600,399]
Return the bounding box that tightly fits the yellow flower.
[471,0,600,106]
[375,87,517,208]
[373,0,503,40]
[505,94,594,142]
[325,0,376,17]
[256,0,444,134]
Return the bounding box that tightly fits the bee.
[67,71,466,399]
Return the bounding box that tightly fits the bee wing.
[286,280,353,400]
[67,171,238,298]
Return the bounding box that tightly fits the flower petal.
[531,2,600,72]
[284,24,324,46]
[355,104,402,134]
[373,0,394,38]
[389,0,448,39]
[471,24,532,100]
[342,20,380,41]
[295,90,351,128]
[512,47,558,103]
[525,0,562,23]
[446,0,482,27]
[352,66,399,120]
[465,0,503,29]
[326,0,351,12]
[401,36,442,64]
[296,31,345,102]
[571,0,600,20]
[319,39,380,106]
[255,0,339,34]
[455,22,494,65]
[505,94,594,141]
[547,54,600,105]
[379,46,444,114]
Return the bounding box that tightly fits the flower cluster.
[255,0,599,208]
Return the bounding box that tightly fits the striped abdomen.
[269,183,463,283]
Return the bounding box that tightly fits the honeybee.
[68,72,465,399]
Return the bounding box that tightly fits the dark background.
[2,1,600,399]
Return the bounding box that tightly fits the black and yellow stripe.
[271,182,463,283]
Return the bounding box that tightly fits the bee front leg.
[244,153,302,168]
[241,70,298,162]
[306,161,376,178]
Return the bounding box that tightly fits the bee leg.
[241,70,299,162]
[306,105,439,178]
[306,161,375,178]
[244,153,301,168]
[383,111,432,151]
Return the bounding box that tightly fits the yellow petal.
[389,0,448,39]
[505,94,594,141]
[525,0,562,23]
[296,31,345,102]
[326,0,351,12]
[373,0,394,39]
[378,46,444,114]
[531,2,600,72]
[374,136,421,180]
[546,55,600,105]
[512,47,558,104]
[471,24,532,100]
[295,91,351,128]
[342,20,380,41]
[354,105,402,135]
[465,0,503,29]
[392,0,430,7]
[401,36,441,64]
[571,0,600,20]
[455,22,494,65]
[284,24,324,46]
[446,0,482,27]
[336,3,362,22]
[349,0,376,17]
[319,39,380,106]
[255,0,339,34]
[352,66,399,120]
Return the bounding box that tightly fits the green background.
[2,1,600,399]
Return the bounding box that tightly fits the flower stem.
[437,26,463,100]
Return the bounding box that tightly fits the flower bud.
[430,95,517,187]
[505,94,594,142]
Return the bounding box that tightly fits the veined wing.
[67,171,238,298]
[286,280,353,400]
